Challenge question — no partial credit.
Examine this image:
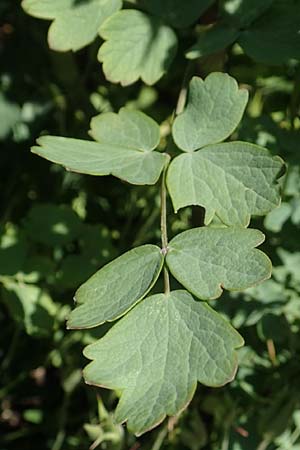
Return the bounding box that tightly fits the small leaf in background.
[172,74,248,151]
[186,23,239,60]
[98,9,178,85]
[166,227,271,300]
[21,0,122,52]
[32,131,167,185]
[83,290,243,435]
[139,0,214,28]
[0,92,21,139]
[167,141,284,226]
[67,245,163,329]
[1,280,56,336]
[264,202,292,232]
[220,0,274,27]
[0,225,27,276]
[238,0,300,65]
[24,204,82,246]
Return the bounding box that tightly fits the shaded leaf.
[221,0,274,27]
[22,0,121,51]
[166,141,284,226]
[139,0,214,28]
[67,245,163,329]
[186,23,239,60]
[98,9,178,86]
[172,74,248,151]
[166,227,271,300]
[238,0,300,64]
[24,204,82,246]
[83,290,244,435]
[1,280,56,337]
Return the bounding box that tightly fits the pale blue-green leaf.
[186,23,239,60]
[166,228,271,300]
[67,245,163,329]
[83,290,244,435]
[89,108,160,151]
[22,0,121,51]
[98,10,178,86]
[139,0,214,28]
[238,0,300,64]
[166,141,284,226]
[32,136,167,185]
[172,74,248,152]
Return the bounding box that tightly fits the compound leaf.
[166,228,271,300]
[22,0,121,52]
[172,74,248,152]
[238,0,300,64]
[167,141,284,226]
[98,9,178,86]
[139,0,215,28]
[67,245,163,329]
[186,23,239,60]
[83,290,244,435]
[32,109,167,185]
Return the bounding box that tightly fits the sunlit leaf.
[22,0,121,51]
[166,227,271,300]
[67,245,163,329]
[32,110,167,186]
[172,74,248,151]
[83,290,244,435]
[98,9,178,85]
[167,141,284,226]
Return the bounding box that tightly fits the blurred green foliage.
[1,0,300,449]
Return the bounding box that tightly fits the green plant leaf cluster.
[31,69,285,435]
[3,1,300,448]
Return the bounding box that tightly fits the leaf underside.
[67,245,164,329]
[83,290,244,435]
[166,227,272,300]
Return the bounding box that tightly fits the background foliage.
[1,1,300,449]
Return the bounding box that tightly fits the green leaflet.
[172,73,248,151]
[166,141,284,226]
[98,10,178,86]
[32,109,167,185]
[186,23,240,60]
[139,0,214,28]
[238,0,300,65]
[83,290,244,435]
[89,108,160,151]
[21,0,121,52]
[166,228,271,300]
[67,245,163,329]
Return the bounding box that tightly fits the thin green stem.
[151,424,168,450]
[160,166,170,295]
